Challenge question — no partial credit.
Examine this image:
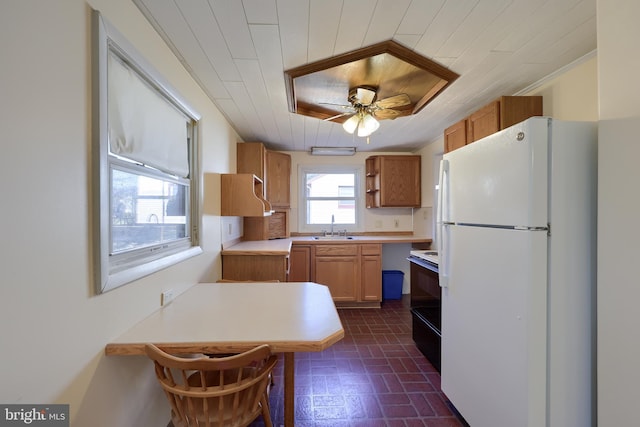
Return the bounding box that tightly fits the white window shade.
[108,53,189,177]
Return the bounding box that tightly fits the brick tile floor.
[251,296,467,427]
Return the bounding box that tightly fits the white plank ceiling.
[134,0,596,152]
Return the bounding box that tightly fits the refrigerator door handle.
[439,223,450,288]
[437,159,448,226]
[437,159,449,288]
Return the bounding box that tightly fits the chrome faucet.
[330,214,335,236]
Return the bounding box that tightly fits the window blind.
[107,52,189,177]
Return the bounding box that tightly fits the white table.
[106,282,344,427]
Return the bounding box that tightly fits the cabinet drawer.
[361,243,381,255]
[314,245,358,256]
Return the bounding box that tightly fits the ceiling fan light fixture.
[357,113,379,137]
[342,114,360,134]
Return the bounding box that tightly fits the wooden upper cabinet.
[237,142,291,240]
[467,101,500,142]
[220,174,272,217]
[366,155,421,208]
[365,156,381,208]
[444,96,543,153]
[498,96,543,129]
[237,142,266,183]
[444,119,468,153]
[265,150,291,208]
[237,142,290,208]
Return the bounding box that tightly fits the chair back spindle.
[146,344,276,427]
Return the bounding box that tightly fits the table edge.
[105,329,345,356]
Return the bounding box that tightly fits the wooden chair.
[145,343,277,427]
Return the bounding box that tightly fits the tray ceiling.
[284,40,459,123]
[133,0,596,153]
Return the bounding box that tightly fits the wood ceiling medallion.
[284,40,459,124]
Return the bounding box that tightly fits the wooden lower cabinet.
[309,243,382,306]
[314,255,359,302]
[289,245,311,282]
[222,254,289,282]
[361,244,382,302]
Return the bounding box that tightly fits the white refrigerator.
[436,117,597,427]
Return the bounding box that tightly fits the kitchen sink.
[312,236,354,240]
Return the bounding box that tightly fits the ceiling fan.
[324,86,411,141]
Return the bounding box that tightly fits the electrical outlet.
[228,223,232,235]
[161,289,174,306]
[374,220,382,228]
[394,218,400,228]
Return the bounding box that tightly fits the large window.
[93,11,201,293]
[299,165,364,233]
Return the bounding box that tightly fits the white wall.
[597,0,640,424]
[524,54,598,121]
[0,1,234,425]
[414,139,444,242]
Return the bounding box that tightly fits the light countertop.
[222,235,431,255]
[221,239,292,255]
[290,235,432,245]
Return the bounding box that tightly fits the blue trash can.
[382,270,404,300]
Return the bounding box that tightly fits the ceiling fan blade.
[372,108,401,120]
[323,112,352,121]
[320,102,353,108]
[374,93,411,109]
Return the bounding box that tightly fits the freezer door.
[442,117,549,228]
[440,224,547,427]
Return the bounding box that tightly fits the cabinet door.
[379,156,421,207]
[444,119,468,153]
[237,142,266,181]
[222,255,287,282]
[289,245,311,282]
[467,101,500,142]
[314,256,359,302]
[266,150,291,208]
[499,96,543,129]
[361,244,382,302]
